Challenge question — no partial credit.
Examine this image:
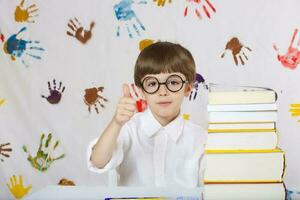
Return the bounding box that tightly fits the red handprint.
[273,29,300,69]
[130,83,147,112]
[184,0,216,20]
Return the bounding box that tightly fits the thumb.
[122,84,131,98]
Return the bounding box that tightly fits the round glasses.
[141,74,188,94]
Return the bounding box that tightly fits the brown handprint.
[84,87,108,114]
[221,37,252,66]
[0,142,12,162]
[14,0,38,23]
[67,18,95,44]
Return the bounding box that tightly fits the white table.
[23,186,204,200]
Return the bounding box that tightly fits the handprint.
[84,86,108,114]
[66,18,95,44]
[273,29,300,69]
[289,104,300,123]
[184,0,216,20]
[153,0,171,7]
[114,0,147,38]
[14,0,38,23]
[189,73,207,101]
[7,175,32,199]
[139,39,155,51]
[0,98,5,106]
[130,83,147,112]
[221,37,252,66]
[1,27,45,67]
[58,178,75,186]
[41,79,65,104]
[0,142,12,162]
[23,133,65,172]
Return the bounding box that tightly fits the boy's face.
[139,72,192,125]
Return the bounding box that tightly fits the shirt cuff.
[87,138,124,174]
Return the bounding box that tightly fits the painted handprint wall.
[1,0,300,199]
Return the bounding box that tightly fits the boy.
[87,42,206,187]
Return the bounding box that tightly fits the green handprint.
[7,175,32,199]
[23,133,65,172]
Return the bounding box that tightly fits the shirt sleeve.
[87,123,131,174]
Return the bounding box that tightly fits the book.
[206,130,278,150]
[204,149,285,183]
[208,91,276,105]
[204,182,286,200]
[208,111,277,123]
[208,122,275,131]
[207,103,277,112]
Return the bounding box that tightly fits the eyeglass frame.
[141,74,189,94]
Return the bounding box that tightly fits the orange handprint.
[7,175,32,199]
[67,18,95,44]
[14,0,38,23]
[153,0,171,7]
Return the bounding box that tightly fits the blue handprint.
[2,27,44,67]
[114,0,147,38]
[189,73,207,101]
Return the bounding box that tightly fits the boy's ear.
[184,83,193,97]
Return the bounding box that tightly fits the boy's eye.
[147,81,157,87]
[167,78,181,85]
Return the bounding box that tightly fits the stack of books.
[203,84,286,200]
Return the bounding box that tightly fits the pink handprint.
[184,0,216,20]
[273,29,300,69]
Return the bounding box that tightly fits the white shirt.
[87,109,207,187]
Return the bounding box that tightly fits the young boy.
[87,42,207,187]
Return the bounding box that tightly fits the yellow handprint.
[153,0,171,7]
[14,0,38,23]
[289,104,300,123]
[7,175,32,199]
[0,98,5,106]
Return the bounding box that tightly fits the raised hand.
[14,0,38,23]
[184,0,216,19]
[23,133,65,172]
[67,18,95,44]
[7,175,32,199]
[153,0,171,7]
[113,84,137,126]
[221,37,252,66]
[114,0,146,38]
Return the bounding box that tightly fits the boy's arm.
[90,84,136,169]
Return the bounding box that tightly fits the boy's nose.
[157,84,168,96]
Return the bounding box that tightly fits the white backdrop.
[1,0,300,199]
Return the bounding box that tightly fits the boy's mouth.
[157,101,172,107]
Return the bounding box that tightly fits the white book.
[207,103,277,112]
[206,131,278,150]
[204,149,285,183]
[208,111,277,123]
[204,183,286,200]
[208,122,275,130]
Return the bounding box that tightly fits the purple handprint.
[189,73,207,101]
[41,79,65,104]
[1,27,44,67]
[114,0,146,38]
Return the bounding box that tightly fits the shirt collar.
[140,108,185,143]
